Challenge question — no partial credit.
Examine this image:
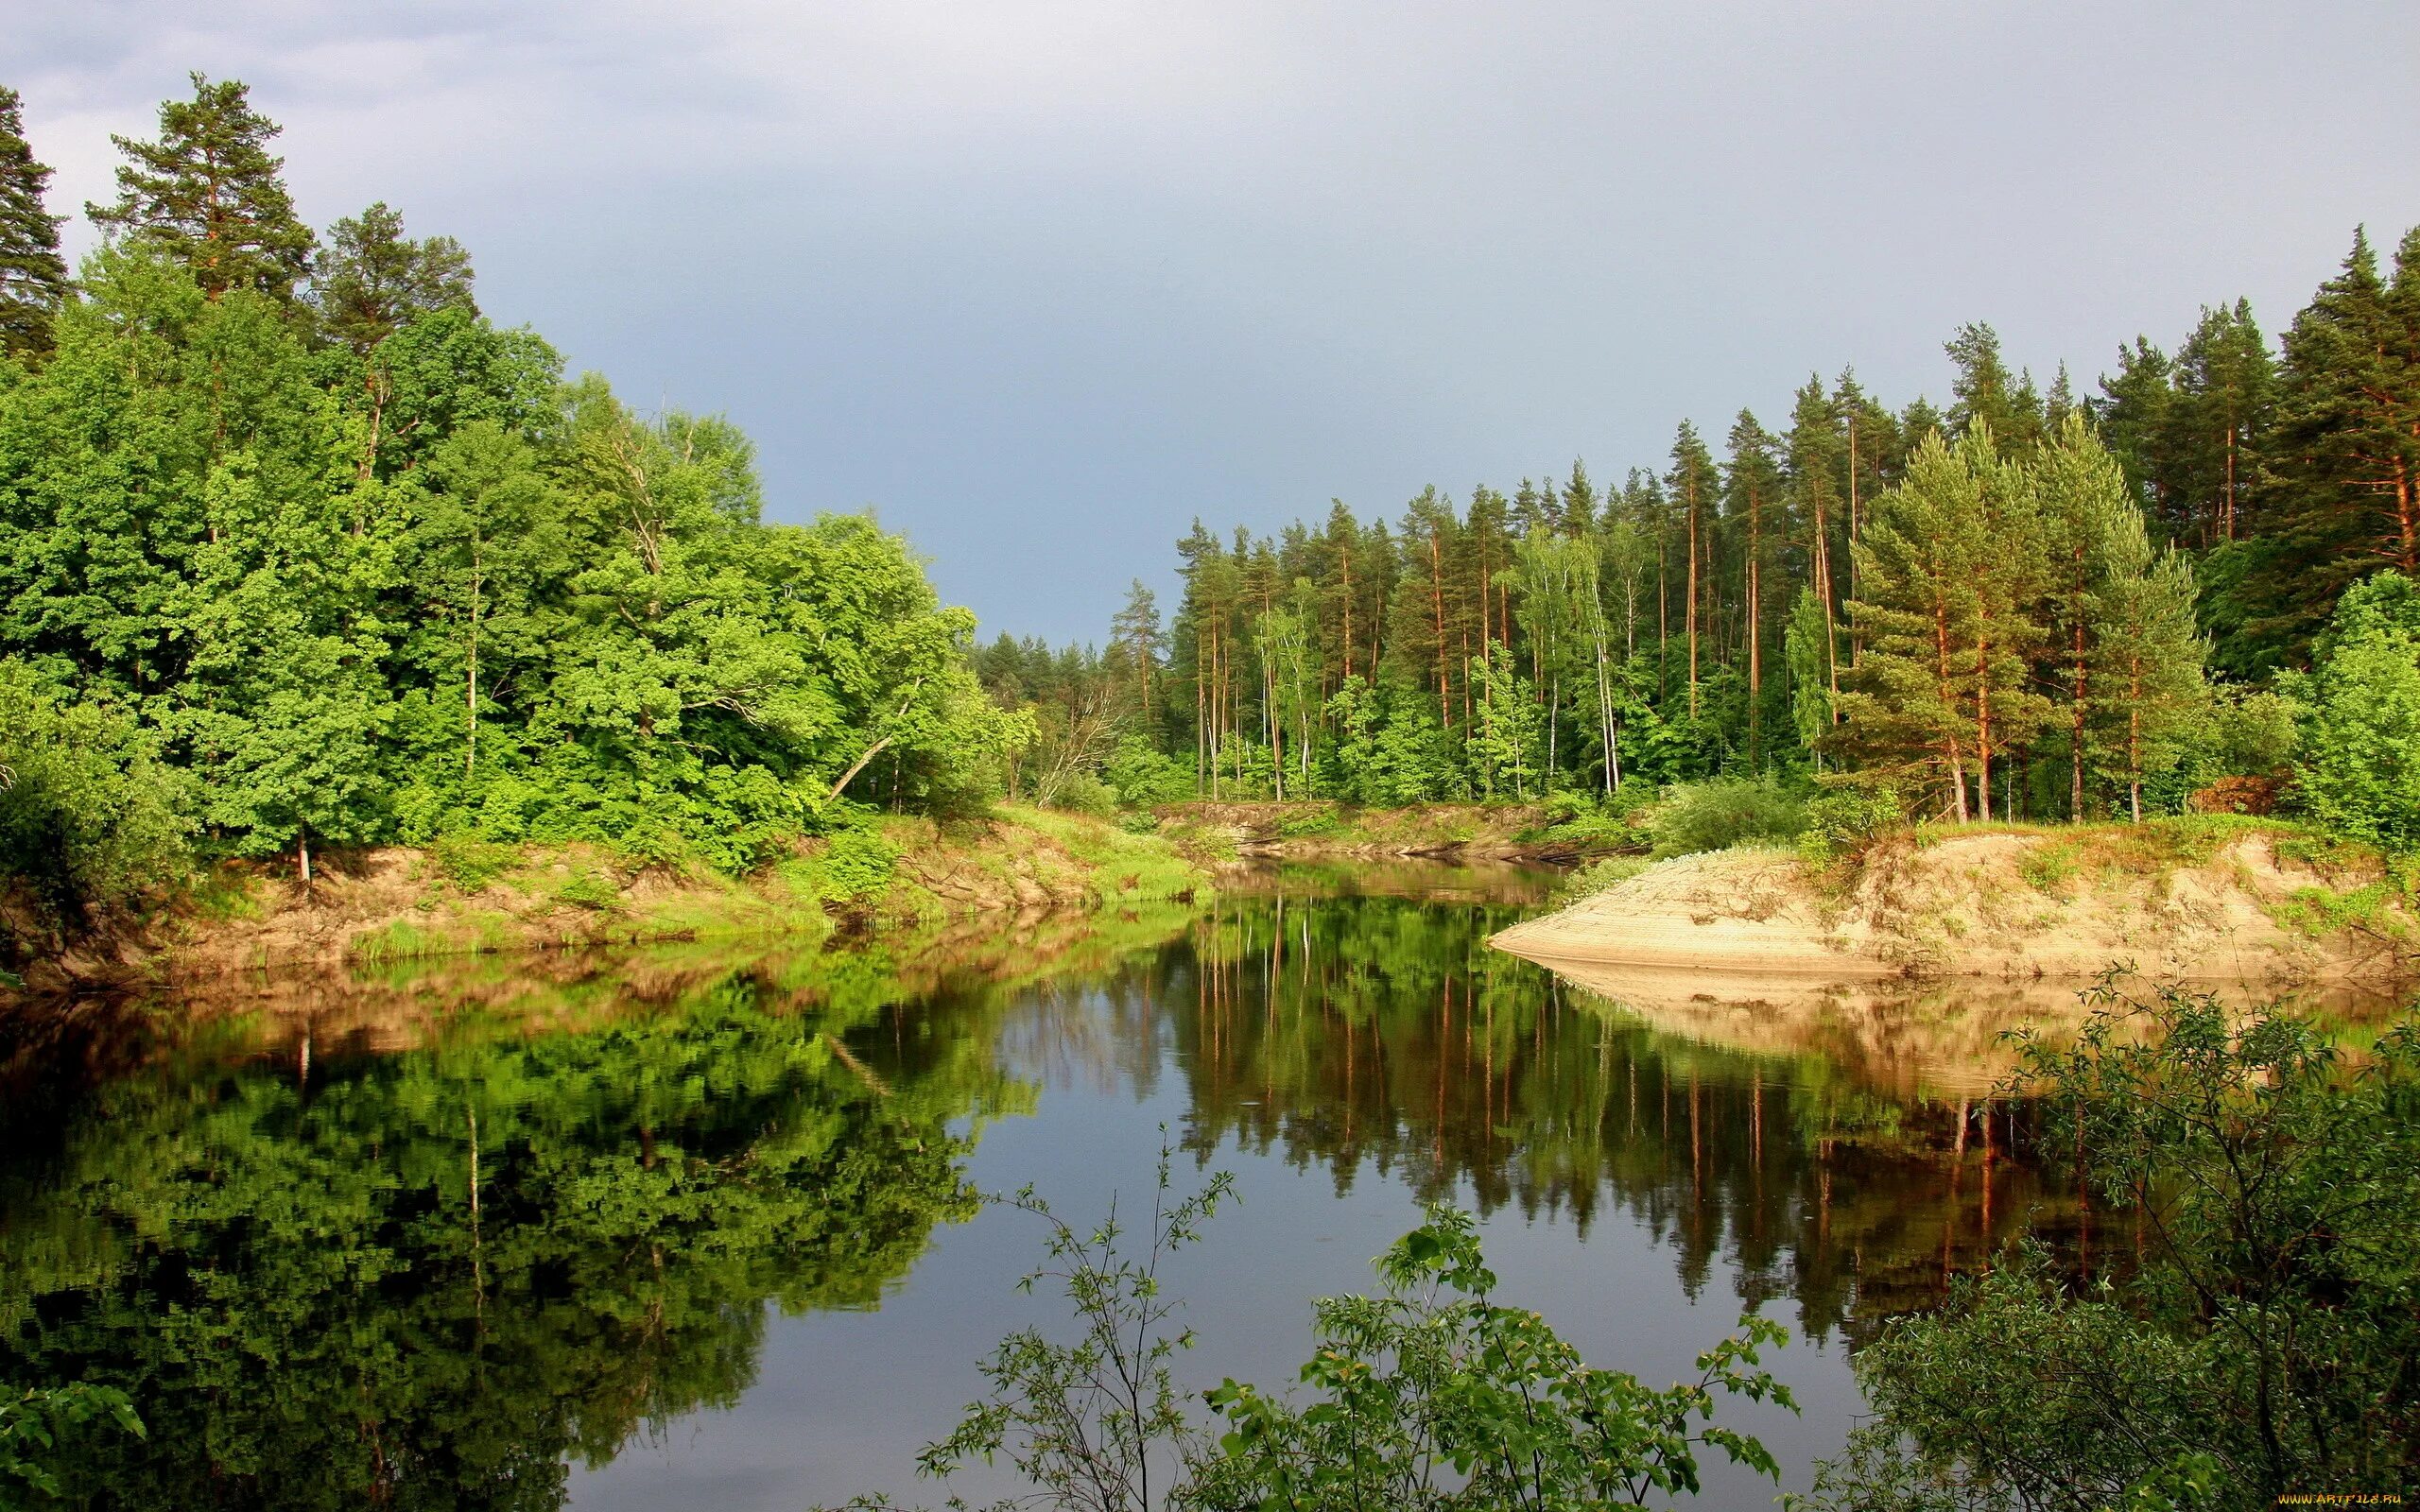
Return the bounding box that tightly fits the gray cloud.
[15,2,2419,641]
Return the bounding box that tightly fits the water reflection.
[0,876,2100,1508]
[1134,887,2089,1346]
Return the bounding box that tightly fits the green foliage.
[86,73,316,301]
[1796,783,1904,862]
[0,666,189,945]
[1102,735,1190,810]
[551,868,621,912]
[0,129,1021,902]
[0,87,69,360]
[813,823,903,904]
[2,1383,144,1505]
[1801,984,2420,1510]
[855,1172,1788,1512]
[1554,853,1651,901]
[1645,776,1807,859]
[427,833,515,892]
[906,1142,1235,1512]
[1052,770,1118,818]
[0,973,995,1507]
[2284,571,2420,849]
[1199,1212,1792,1510]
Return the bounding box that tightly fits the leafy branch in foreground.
[1,1383,144,1506]
[916,1138,1235,1512]
[831,1137,1792,1511]
[1193,1205,1796,1511]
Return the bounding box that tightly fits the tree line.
[1018,229,2420,827]
[0,76,1022,939]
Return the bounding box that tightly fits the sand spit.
[1490,831,2417,991]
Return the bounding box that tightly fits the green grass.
[997,803,1211,903]
[181,866,268,922]
[349,913,522,963]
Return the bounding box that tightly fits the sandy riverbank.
[1490,826,2419,991]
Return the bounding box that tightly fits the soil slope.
[1491,828,2419,990]
[14,806,1210,994]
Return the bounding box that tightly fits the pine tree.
[88,73,317,301]
[1723,411,1784,767]
[315,202,475,354]
[0,85,69,359]
[2091,508,2209,820]
[1109,579,1162,721]
[1835,426,2048,818]
[1786,378,1846,717]
[2171,299,2273,543]
[1667,422,1717,718]
[2035,413,2131,818]
[1945,322,2044,453]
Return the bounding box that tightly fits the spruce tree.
[2254,227,2420,653]
[0,85,69,359]
[88,73,316,301]
[315,201,475,353]
[2092,335,2179,530]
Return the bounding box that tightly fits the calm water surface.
[0,865,2091,1509]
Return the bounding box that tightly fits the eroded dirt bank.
[1491,828,2420,991]
[12,806,1210,995]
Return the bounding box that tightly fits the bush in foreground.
[834,1145,1792,1511]
[1796,982,2420,1511]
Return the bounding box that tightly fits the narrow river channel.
[0,864,2099,1509]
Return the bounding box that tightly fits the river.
[0,863,2097,1509]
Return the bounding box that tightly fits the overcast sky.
[15,3,2419,643]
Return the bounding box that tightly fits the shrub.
[429,833,516,892]
[1102,735,1193,809]
[1556,854,1651,901]
[0,668,191,945]
[815,823,901,903]
[857,1145,1792,1512]
[1645,777,1806,859]
[1051,771,1119,819]
[1797,784,1905,861]
[1801,985,2420,1511]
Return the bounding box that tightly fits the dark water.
[0,868,2090,1510]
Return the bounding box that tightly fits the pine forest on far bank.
[985,230,2420,846]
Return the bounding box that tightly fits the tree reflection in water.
[0,875,2105,1508]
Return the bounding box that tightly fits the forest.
[983,228,2420,847]
[0,75,1023,947]
[8,71,2420,942]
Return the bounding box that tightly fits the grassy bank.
[14,805,1215,991]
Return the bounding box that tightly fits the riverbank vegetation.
[1803,983,2420,1510]
[0,77,1028,967]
